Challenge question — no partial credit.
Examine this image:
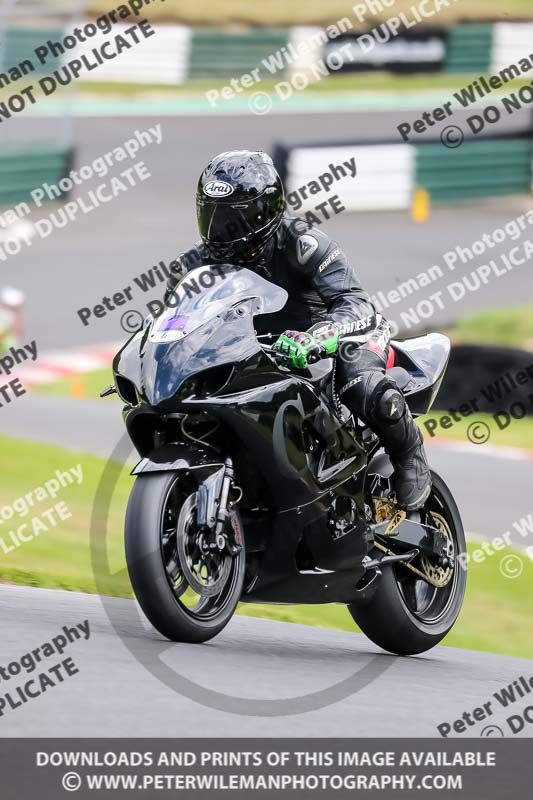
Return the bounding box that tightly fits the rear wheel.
[125,471,245,643]
[349,471,466,655]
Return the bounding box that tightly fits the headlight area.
[124,409,223,459]
[115,375,138,406]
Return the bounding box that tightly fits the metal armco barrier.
[1,20,533,84]
[273,130,533,211]
[0,148,74,206]
[188,28,289,80]
[416,136,533,202]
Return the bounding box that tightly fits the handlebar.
[258,337,326,367]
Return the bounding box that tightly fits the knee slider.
[366,376,405,424]
[378,387,405,422]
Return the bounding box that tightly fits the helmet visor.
[197,190,283,246]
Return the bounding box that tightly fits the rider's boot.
[381,409,432,511]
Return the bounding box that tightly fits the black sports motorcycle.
[104,263,466,656]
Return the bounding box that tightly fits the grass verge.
[1,434,532,658]
[87,0,533,26]
[447,306,533,350]
[417,412,533,451]
[77,74,533,97]
[34,368,116,400]
[34,368,533,451]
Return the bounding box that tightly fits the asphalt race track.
[0,393,532,543]
[1,108,532,739]
[1,393,531,739]
[4,110,533,349]
[1,583,530,738]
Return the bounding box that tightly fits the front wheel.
[349,471,466,655]
[125,471,245,643]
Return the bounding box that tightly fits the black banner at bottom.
[0,739,528,798]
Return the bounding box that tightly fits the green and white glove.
[273,322,339,369]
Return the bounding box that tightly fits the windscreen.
[149,264,287,344]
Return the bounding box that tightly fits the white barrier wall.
[68,23,191,84]
[491,23,533,74]
[286,145,416,211]
[287,27,324,78]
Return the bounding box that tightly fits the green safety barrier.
[444,24,493,74]
[1,26,64,74]
[0,21,513,85]
[416,138,532,202]
[187,28,290,80]
[0,149,73,207]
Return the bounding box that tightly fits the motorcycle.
[103,263,466,656]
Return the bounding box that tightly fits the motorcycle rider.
[164,151,431,511]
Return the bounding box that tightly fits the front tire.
[125,471,245,643]
[349,471,466,655]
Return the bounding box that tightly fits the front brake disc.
[176,494,231,597]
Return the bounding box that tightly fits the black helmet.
[196,150,285,264]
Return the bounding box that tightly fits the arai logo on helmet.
[204,180,234,198]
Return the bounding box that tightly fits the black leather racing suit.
[165,214,431,510]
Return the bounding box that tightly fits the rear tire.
[349,471,466,655]
[125,471,245,643]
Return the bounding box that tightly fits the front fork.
[196,458,242,556]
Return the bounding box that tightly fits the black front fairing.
[113,264,288,408]
[139,312,260,408]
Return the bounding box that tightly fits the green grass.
[447,305,533,350]
[1,433,532,658]
[34,368,116,400]
[87,0,533,26]
[418,412,533,450]
[0,435,133,596]
[35,366,533,451]
[240,548,533,659]
[79,73,533,97]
